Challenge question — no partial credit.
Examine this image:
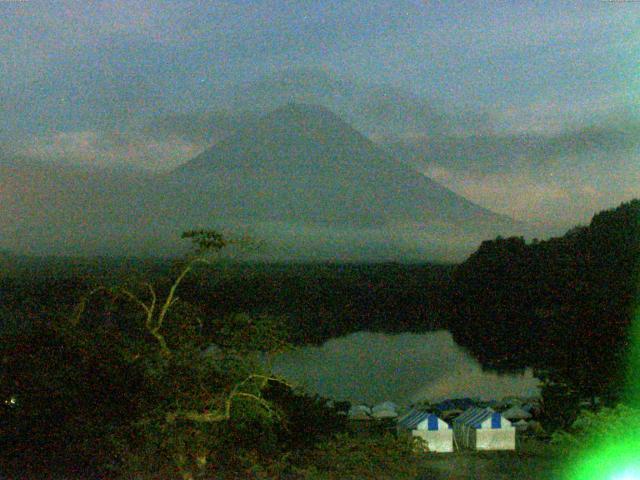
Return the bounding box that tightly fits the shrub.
[293,432,422,480]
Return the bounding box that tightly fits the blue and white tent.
[453,407,515,450]
[397,410,453,452]
[398,410,451,430]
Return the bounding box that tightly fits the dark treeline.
[448,199,640,406]
[0,259,452,345]
[188,262,451,344]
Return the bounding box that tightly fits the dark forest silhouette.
[448,199,640,407]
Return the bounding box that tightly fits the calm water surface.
[270,330,540,405]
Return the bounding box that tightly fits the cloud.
[3,0,637,119]
[13,127,206,172]
[415,152,640,230]
[424,167,571,223]
[388,113,640,229]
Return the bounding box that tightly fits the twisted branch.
[71,257,212,357]
[165,374,292,425]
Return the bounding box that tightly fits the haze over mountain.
[4,60,638,233]
[171,103,508,227]
[0,104,526,261]
[224,69,473,140]
[2,1,639,235]
[153,103,526,261]
[1,68,476,173]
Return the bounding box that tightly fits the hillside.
[169,103,518,236]
[0,156,159,256]
[448,199,640,400]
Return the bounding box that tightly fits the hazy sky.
[2,1,638,120]
[2,0,639,229]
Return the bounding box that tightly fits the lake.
[270,330,540,406]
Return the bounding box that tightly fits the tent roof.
[453,407,512,429]
[398,410,450,430]
[372,401,398,413]
[348,405,371,418]
[372,409,398,419]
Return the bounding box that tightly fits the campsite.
[332,395,563,479]
[0,254,606,479]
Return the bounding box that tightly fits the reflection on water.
[270,331,540,405]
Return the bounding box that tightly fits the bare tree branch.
[156,257,211,333]
[117,288,152,317]
[165,373,291,425]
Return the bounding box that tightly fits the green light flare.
[564,439,640,480]
[564,238,640,479]
[562,318,640,480]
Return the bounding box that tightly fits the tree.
[449,200,640,404]
[70,230,291,479]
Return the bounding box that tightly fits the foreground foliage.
[551,404,640,480]
[551,404,640,454]
[293,433,422,480]
[0,230,423,479]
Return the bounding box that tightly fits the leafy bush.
[551,403,640,455]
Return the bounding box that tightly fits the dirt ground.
[415,449,565,480]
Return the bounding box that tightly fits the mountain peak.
[260,102,352,133]
[174,103,368,175]
[267,101,344,121]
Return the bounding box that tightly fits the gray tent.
[502,406,532,422]
[371,401,398,419]
[348,405,371,420]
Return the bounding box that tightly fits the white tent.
[502,405,532,422]
[371,401,398,419]
[348,405,371,420]
[453,407,515,451]
[397,410,453,453]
